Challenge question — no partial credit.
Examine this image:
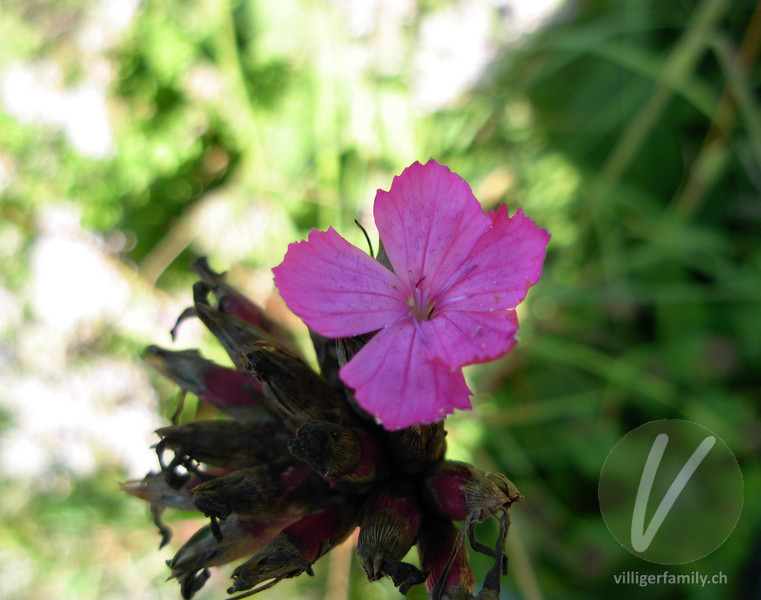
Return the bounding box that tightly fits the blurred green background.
[1,0,759,598]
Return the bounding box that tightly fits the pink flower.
[273,160,549,429]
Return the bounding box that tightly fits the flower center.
[407,276,436,322]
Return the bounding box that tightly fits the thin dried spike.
[473,508,511,600]
[354,219,374,257]
[151,502,172,548]
[226,577,282,600]
[288,421,387,494]
[430,514,476,600]
[170,307,197,340]
[243,342,350,430]
[467,525,503,572]
[418,516,474,600]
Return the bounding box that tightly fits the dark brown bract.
[125,257,521,600]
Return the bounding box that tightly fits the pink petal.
[374,160,491,293]
[273,227,406,338]
[339,319,472,430]
[423,309,519,368]
[440,206,549,313]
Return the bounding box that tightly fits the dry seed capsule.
[143,346,277,423]
[384,421,447,475]
[422,460,521,523]
[168,514,298,599]
[227,496,358,597]
[357,482,427,594]
[155,419,289,473]
[244,342,350,430]
[417,517,475,600]
[287,421,387,494]
[191,461,328,523]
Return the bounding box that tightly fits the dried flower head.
[127,161,548,600]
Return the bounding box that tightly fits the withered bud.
[168,514,297,598]
[155,419,290,474]
[288,421,387,493]
[417,517,475,600]
[422,460,522,523]
[191,461,328,523]
[471,506,511,600]
[143,346,277,423]
[227,496,358,598]
[384,421,447,475]
[357,483,427,594]
[243,342,349,430]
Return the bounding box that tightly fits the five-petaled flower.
[273,160,549,429]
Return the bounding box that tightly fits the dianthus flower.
[273,160,549,429]
[127,163,548,600]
